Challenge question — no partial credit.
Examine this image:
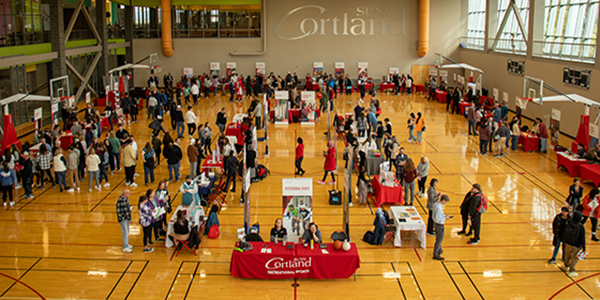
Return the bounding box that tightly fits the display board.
[274,91,289,125]
[358,62,368,77]
[183,68,193,78]
[335,62,345,79]
[226,62,237,77]
[210,62,220,77]
[282,178,313,243]
[255,62,266,75]
[300,91,316,125]
[313,62,323,77]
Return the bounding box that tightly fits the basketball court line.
[390,262,407,300]
[441,261,466,300]
[556,265,595,299]
[405,261,426,300]
[0,257,41,297]
[90,177,127,212]
[106,260,133,299]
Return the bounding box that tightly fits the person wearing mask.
[426,178,441,236]
[563,211,586,277]
[53,148,67,192]
[548,207,570,264]
[295,137,305,176]
[142,142,156,186]
[20,151,34,199]
[185,106,197,137]
[216,108,228,134]
[479,118,492,155]
[432,194,451,260]
[317,141,336,185]
[116,189,133,253]
[402,158,417,206]
[302,223,322,244]
[86,148,101,192]
[580,188,600,242]
[466,184,484,245]
[138,195,155,253]
[415,112,426,145]
[271,218,288,243]
[122,140,138,187]
[187,139,199,179]
[0,162,16,207]
[416,156,430,197]
[164,141,183,182]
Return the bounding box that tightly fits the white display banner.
[210,62,220,70]
[439,70,448,78]
[389,67,399,75]
[183,68,193,77]
[493,88,499,100]
[226,62,236,69]
[429,68,438,76]
[301,91,315,102]
[51,103,58,113]
[85,92,91,104]
[275,91,289,100]
[335,62,345,68]
[255,62,266,75]
[282,178,313,196]
[34,107,42,120]
[552,109,561,121]
[503,92,509,102]
[590,123,599,139]
[313,62,323,68]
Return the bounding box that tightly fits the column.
[49,0,66,77]
[96,0,109,78]
[125,5,134,64]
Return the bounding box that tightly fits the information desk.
[435,90,447,103]
[230,242,360,280]
[580,164,600,187]
[365,150,385,176]
[166,205,205,248]
[201,157,224,175]
[380,83,395,92]
[389,206,427,249]
[556,152,588,177]
[371,175,404,207]
[518,133,540,153]
[413,84,426,94]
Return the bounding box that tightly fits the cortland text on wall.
[274,5,405,40]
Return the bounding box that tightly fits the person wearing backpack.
[580,188,600,242]
[548,207,570,264]
[563,210,586,277]
[467,183,486,245]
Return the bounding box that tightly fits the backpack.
[362,230,378,245]
[476,193,489,213]
[562,221,580,246]
[256,164,270,180]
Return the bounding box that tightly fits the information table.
[230,242,360,280]
[435,90,447,103]
[380,83,395,92]
[371,175,404,207]
[201,157,224,175]
[518,133,540,152]
[556,152,588,177]
[389,206,426,249]
[365,150,385,176]
[413,84,426,94]
[580,164,600,187]
[166,204,205,248]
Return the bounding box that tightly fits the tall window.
[495,0,530,53]
[542,0,598,63]
[466,0,486,49]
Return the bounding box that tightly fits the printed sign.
[358,62,368,76]
[210,62,220,70]
[275,91,289,100]
[34,107,42,120]
[590,123,599,139]
[256,62,266,75]
[493,88,499,100]
[429,68,438,76]
[503,92,509,102]
[335,62,345,79]
[183,68,193,78]
[226,62,236,76]
[313,62,323,77]
[85,92,90,104]
[552,109,561,121]
[282,178,313,242]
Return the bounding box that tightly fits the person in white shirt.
[191,83,199,105]
[185,106,197,137]
[148,95,158,120]
[130,135,138,152]
[432,195,451,260]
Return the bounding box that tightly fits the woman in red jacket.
[318,141,336,184]
[581,188,600,242]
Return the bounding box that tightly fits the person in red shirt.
[537,118,549,153]
[581,188,600,242]
[318,141,336,184]
[295,137,305,176]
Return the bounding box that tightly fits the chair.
[378,213,396,245]
[169,239,197,261]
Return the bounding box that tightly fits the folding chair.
[380,215,396,245]
[169,239,197,261]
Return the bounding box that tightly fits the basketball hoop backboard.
[49,75,70,101]
[149,53,158,68]
[523,76,543,104]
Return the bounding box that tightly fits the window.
[541,0,598,62]
[466,0,486,50]
[495,0,530,54]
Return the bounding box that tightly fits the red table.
[357,83,373,91]
[435,90,447,103]
[59,135,73,150]
[371,175,404,207]
[230,242,360,280]
[518,133,540,152]
[312,84,320,91]
[225,123,242,142]
[459,101,470,115]
[556,152,589,177]
[288,109,301,123]
[479,95,494,106]
[201,157,224,175]
[413,84,426,94]
[580,164,600,186]
[380,83,395,92]
[96,97,107,106]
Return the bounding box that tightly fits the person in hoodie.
[563,211,586,277]
[0,161,17,207]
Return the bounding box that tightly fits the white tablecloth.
[165,204,205,248]
[233,113,247,124]
[389,206,426,249]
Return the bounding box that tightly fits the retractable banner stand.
[255,62,266,76]
[263,94,270,156]
[313,62,323,77]
[210,62,220,77]
[358,62,368,77]
[439,70,448,82]
[493,88,499,101]
[274,91,289,125]
[551,109,562,148]
[429,68,438,77]
[183,68,194,78]
[51,102,59,125]
[226,62,237,77]
[282,178,313,243]
[33,107,42,130]
[335,62,345,80]
[300,91,316,126]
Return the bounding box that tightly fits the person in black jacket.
[566,179,584,210]
[548,207,570,264]
[216,108,228,134]
[164,140,182,182]
[467,183,483,245]
[563,211,586,277]
[173,106,185,139]
[223,152,238,193]
[458,189,475,236]
[20,151,34,199]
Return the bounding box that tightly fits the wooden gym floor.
[0,89,598,300]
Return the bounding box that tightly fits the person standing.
[185,106,197,137]
[426,179,441,236]
[36,145,54,189]
[173,105,185,139]
[142,142,156,186]
[53,148,67,192]
[479,118,492,155]
[548,207,570,264]
[121,93,132,125]
[432,194,451,260]
[566,179,584,210]
[494,121,510,157]
[402,158,417,206]
[295,137,305,176]
[20,151,34,199]
[191,81,199,105]
[415,112,426,145]
[581,188,600,242]
[467,183,483,245]
[317,141,336,185]
[563,210,586,277]
[0,162,16,207]
[65,146,80,192]
[467,103,477,135]
[122,140,138,187]
[510,118,521,151]
[164,141,183,182]
[223,152,238,192]
[538,118,549,153]
[187,139,199,179]
[358,72,367,101]
[138,195,155,253]
[116,189,133,253]
[86,148,101,192]
[416,156,430,197]
[152,133,163,166]
[216,108,228,134]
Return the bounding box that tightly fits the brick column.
[49,0,66,77]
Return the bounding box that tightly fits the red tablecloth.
[225,123,242,143]
[371,175,404,207]
[289,109,301,123]
[312,84,320,91]
[59,135,73,150]
[479,95,494,106]
[357,83,373,91]
[97,97,107,106]
[518,134,539,152]
[230,242,360,280]
[435,90,447,103]
[413,84,425,93]
[459,101,470,115]
[556,152,589,177]
[581,164,600,186]
[201,158,224,175]
[380,83,395,92]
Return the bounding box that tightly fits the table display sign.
[282,178,313,242]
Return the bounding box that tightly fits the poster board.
[389,68,399,82]
[589,123,599,139]
[503,92,509,103]
[282,178,313,243]
[358,62,368,77]
[226,62,237,77]
[313,62,323,77]
[493,88,499,100]
[274,91,289,125]
[439,70,448,81]
[210,62,220,77]
[335,62,345,79]
[552,109,561,121]
[183,68,193,78]
[429,68,438,77]
[300,91,316,125]
[51,103,59,125]
[255,62,266,75]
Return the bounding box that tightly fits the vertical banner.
[503,92,509,103]
[439,70,448,81]
[255,62,266,76]
[552,108,561,121]
[51,102,59,125]
[493,88,499,100]
[335,62,345,80]
[210,62,220,77]
[183,68,194,78]
[313,62,323,77]
[34,107,43,130]
[300,91,316,125]
[226,62,237,77]
[263,93,270,157]
[389,68,399,82]
[589,123,599,139]
[429,68,438,77]
[358,62,368,77]
[282,178,313,243]
[274,91,289,125]
[85,92,91,104]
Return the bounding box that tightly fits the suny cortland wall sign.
[274,5,406,40]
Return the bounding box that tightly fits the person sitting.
[180,175,200,206]
[588,144,600,164]
[270,218,287,243]
[169,210,190,247]
[245,224,263,242]
[302,222,322,244]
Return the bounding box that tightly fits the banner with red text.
[282,178,313,243]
